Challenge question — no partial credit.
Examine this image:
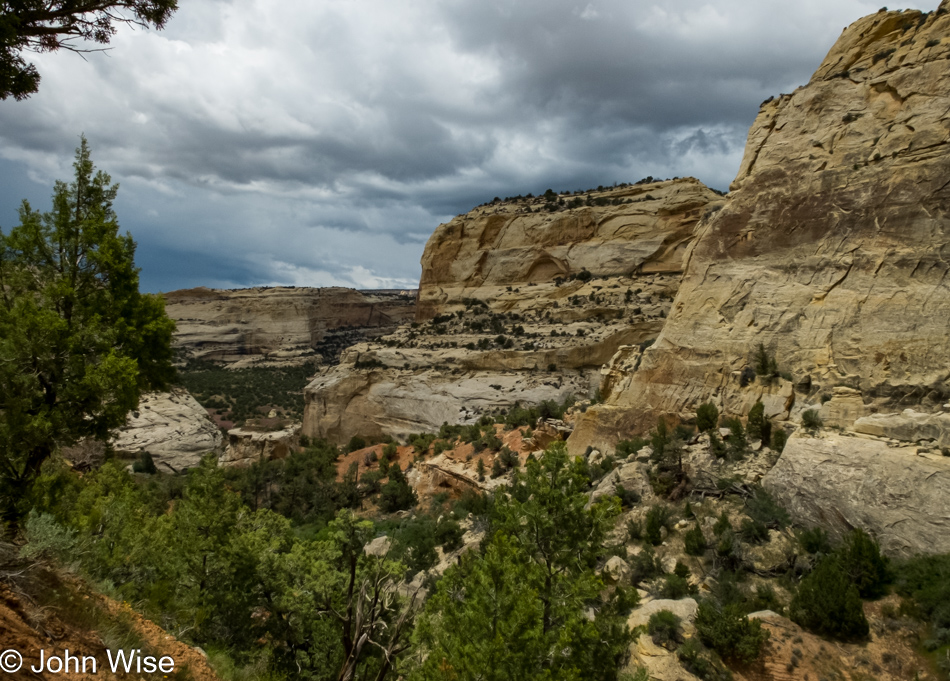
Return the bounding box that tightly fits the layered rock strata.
[165,286,416,366]
[219,424,301,467]
[416,178,720,320]
[571,5,950,454]
[304,180,721,443]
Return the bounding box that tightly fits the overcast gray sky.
[0,0,939,292]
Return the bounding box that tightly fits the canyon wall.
[303,180,721,442]
[165,286,416,366]
[416,178,718,320]
[570,4,950,455]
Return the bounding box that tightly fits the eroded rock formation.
[762,432,950,557]
[571,5,950,454]
[219,424,301,467]
[416,178,719,320]
[165,286,415,366]
[111,389,223,471]
[304,180,721,442]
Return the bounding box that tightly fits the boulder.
[628,598,699,634]
[762,434,950,556]
[220,424,301,467]
[589,461,653,505]
[111,389,222,471]
[819,387,871,429]
[601,556,631,585]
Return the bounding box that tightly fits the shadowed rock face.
[571,4,950,454]
[165,286,416,366]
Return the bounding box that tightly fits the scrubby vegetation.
[180,359,317,425]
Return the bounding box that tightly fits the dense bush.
[770,428,788,453]
[746,401,771,444]
[696,402,719,433]
[694,599,770,664]
[648,610,683,648]
[179,360,316,425]
[838,529,891,599]
[798,526,832,555]
[801,409,823,432]
[684,524,707,556]
[744,487,790,529]
[616,437,648,459]
[378,465,417,513]
[895,553,950,634]
[790,556,869,640]
[132,452,158,475]
[645,505,671,546]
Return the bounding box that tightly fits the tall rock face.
[165,286,416,366]
[304,180,721,443]
[416,178,718,320]
[571,5,950,454]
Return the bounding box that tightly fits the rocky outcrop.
[853,408,950,448]
[416,178,720,320]
[111,389,223,471]
[762,433,950,557]
[165,286,415,366]
[219,424,301,467]
[570,5,950,454]
[304,181,721,443]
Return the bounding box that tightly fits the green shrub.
[799,526,831,554]
[630,546,663,585]
[616,437,648,459]
[744,487,790,529]
[435,518,465,552]
[347,435,367,453]
[132,451,158,475]
[713,511,732,537]
[645,505,671,546]
[626,519,643,542]
[738,518,769,545]
[378,465,417,513]
[753,343,778,378]
[770,428,787,452]
[648,610,683,648]
[20,512,78,562]
[660,574,694,600]
[746,401,765,439]
[695,599,770,664]
[838,529,890,599]
[696,402,719,433]
[801,409,822,432]
[790,556,869,640]
[684,525,707,556]
[651,418,670,462]
[614,483,641,508]
[677,638,733,681]
[894,553,950,632]
[724,418,747,459]
[749,584,783,614]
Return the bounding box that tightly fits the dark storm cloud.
[0,0,940,291]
